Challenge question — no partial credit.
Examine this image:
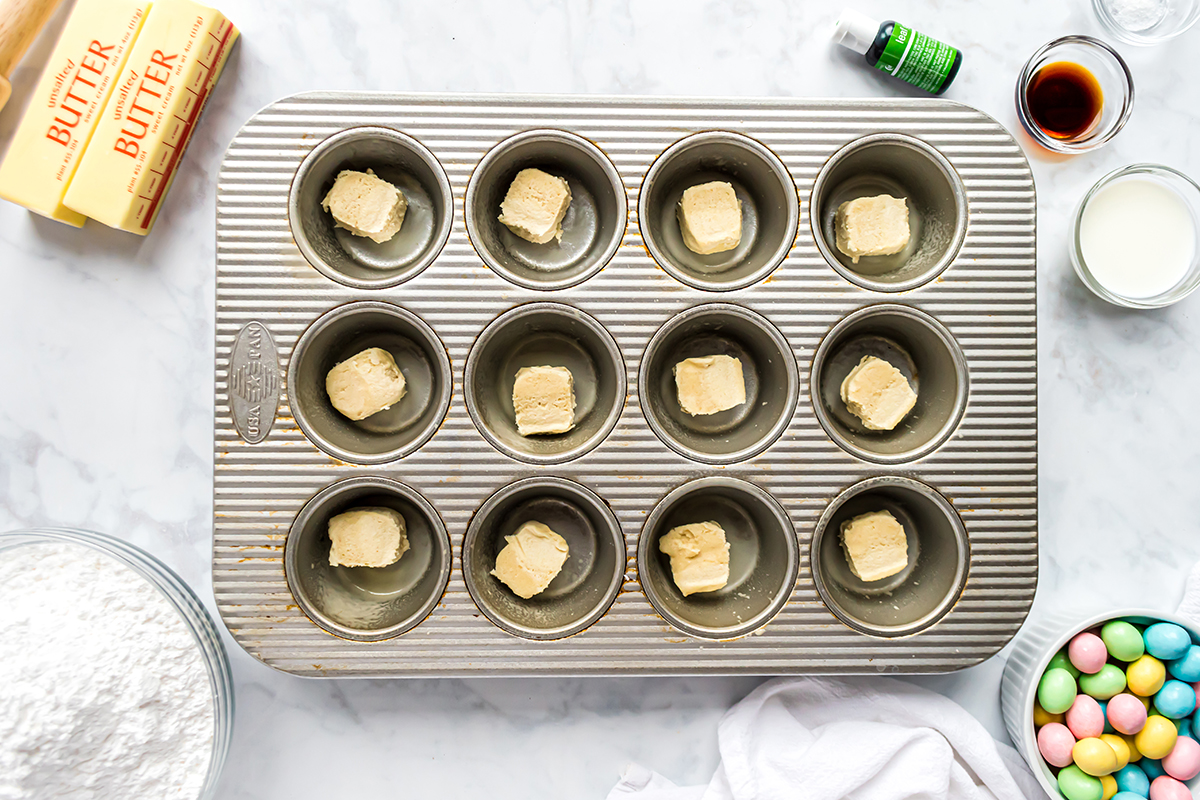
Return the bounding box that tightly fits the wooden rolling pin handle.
[0,0,66,79]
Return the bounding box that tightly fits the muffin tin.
[214,92,1038,676]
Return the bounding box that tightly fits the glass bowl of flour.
[1093,0,1200,44]
[0,528,233,800]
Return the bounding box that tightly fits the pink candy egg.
[1071,632,1110,674]
[1165,735,1200,781]
[1109,693,1149,735]
[1067,695,1107,739]
[1038,722,1077,767]
[1150,776,1194,800]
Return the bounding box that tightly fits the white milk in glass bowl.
[1071,164,1200,309]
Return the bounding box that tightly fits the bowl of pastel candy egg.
[1031,617,1200,800]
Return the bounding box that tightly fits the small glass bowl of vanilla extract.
[1016,35,1135,154]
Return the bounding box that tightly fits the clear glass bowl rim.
[1070,163,1200,309]
[1014,34,1135,154]
[1092,0,1200,45]
[0,527,234,800]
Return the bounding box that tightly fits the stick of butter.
[63,0,238,234]
[0,0,150,226]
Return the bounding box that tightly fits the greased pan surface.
[215,92,1036,677]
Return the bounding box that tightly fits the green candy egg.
[1080,664,1128,700]
[1039,667,1079,714]
[1058,764,1104,800]
[1049,649,1083,679]
[1102,621,1146,662]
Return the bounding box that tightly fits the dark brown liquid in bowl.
[1026,61,1103,140]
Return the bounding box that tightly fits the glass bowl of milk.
[1071,164,1200,308]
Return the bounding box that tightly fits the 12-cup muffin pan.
[214,93,1037,677]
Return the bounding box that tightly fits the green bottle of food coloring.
[833,9,962,95]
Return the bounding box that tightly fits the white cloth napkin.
[607,675,1048,800]
[610,563,1200,800]
[1175,560,1200,628]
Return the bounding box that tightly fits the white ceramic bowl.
[1000,607,1200,798]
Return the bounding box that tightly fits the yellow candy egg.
[1034,702,1064,727]
[1127,655,1167,697]
[1074,737,1119,776]
[1100,774,1118,800]
[1134,715,1178,760]
[1100,734,1131,770]
[1121,733,1142,763]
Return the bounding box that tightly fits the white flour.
[0,542,215,800]
[1106,0,1170,30]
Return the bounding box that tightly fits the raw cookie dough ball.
[659,521,730,596]
[512,365,576,436]
[840,355,917,431]
[321,169,408,244]
[328,507,409,568]
[326,347,406,421]
[839,509,909,582]
[673,354,746,416]
[498,168,572,244]
[677,181,742,255]
[835,194,910,264]
[491,521,570,599]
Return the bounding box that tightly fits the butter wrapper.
[65,0,238,234]
[0,0,150,226]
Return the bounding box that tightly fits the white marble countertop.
[1,1,1198,797]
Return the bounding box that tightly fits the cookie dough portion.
[677,181,742,255]
[326,347,407,421]
[491,521,570,599]
[839,355,916,431]
[835,194,910,264]
[674,354,746,416]
[498,168,572,244]
[659,521,730,596]
[328,507,410,568]
[839,509,909,582]
[513,365,576,436]
[321,169,408,244]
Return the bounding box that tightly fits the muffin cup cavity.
[639,131,799,291]
[639,303,797,464]
[638,477,797,640]
[285,477,451,641]
[462,477,626,640]
[811,476,968,638]
[288,301,452,465]
[465,303,625,464]
[288,127,453,289]
[810,133,967,292]
[811,304,968,464]
[465,129,627,291]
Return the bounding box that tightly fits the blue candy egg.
[1179,717,1195,741]
[1142,758,1167,780]
[1168,645,1200,683]
[1114,763,1150,797]
[1155,679,1198,719]
[1144,622,1192,661]
[1111,794,1146,800]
